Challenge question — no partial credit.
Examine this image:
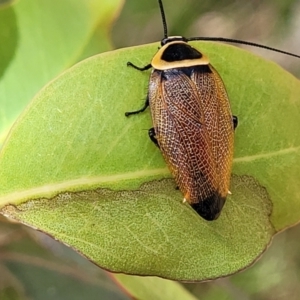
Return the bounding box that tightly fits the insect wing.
[148,65,234,219]
[191,65,234,199]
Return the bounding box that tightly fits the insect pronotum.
[125,0,300,221]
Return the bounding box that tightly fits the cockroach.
[125,0,300,221]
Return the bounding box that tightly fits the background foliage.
[0,0,300,299]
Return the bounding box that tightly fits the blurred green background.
[112,0,300,76]
[1,0,300,299]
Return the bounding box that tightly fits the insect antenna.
[188,36,300,59]
[158,0,168,39]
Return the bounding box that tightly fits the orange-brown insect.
[125,0,300,220]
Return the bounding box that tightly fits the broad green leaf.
[0,0,122,144]
[0,42,299,281]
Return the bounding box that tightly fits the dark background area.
[112,0,300,76]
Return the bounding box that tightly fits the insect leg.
[125,62,152,116]
[127,62,152,71]
[125,96,149,117]
[148,127,160,148]
[233,115,238,130]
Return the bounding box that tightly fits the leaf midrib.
[1,146,299,205]
[233,146,300,163]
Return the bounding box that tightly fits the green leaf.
[0,0,122,143]
[0,42,299,281]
